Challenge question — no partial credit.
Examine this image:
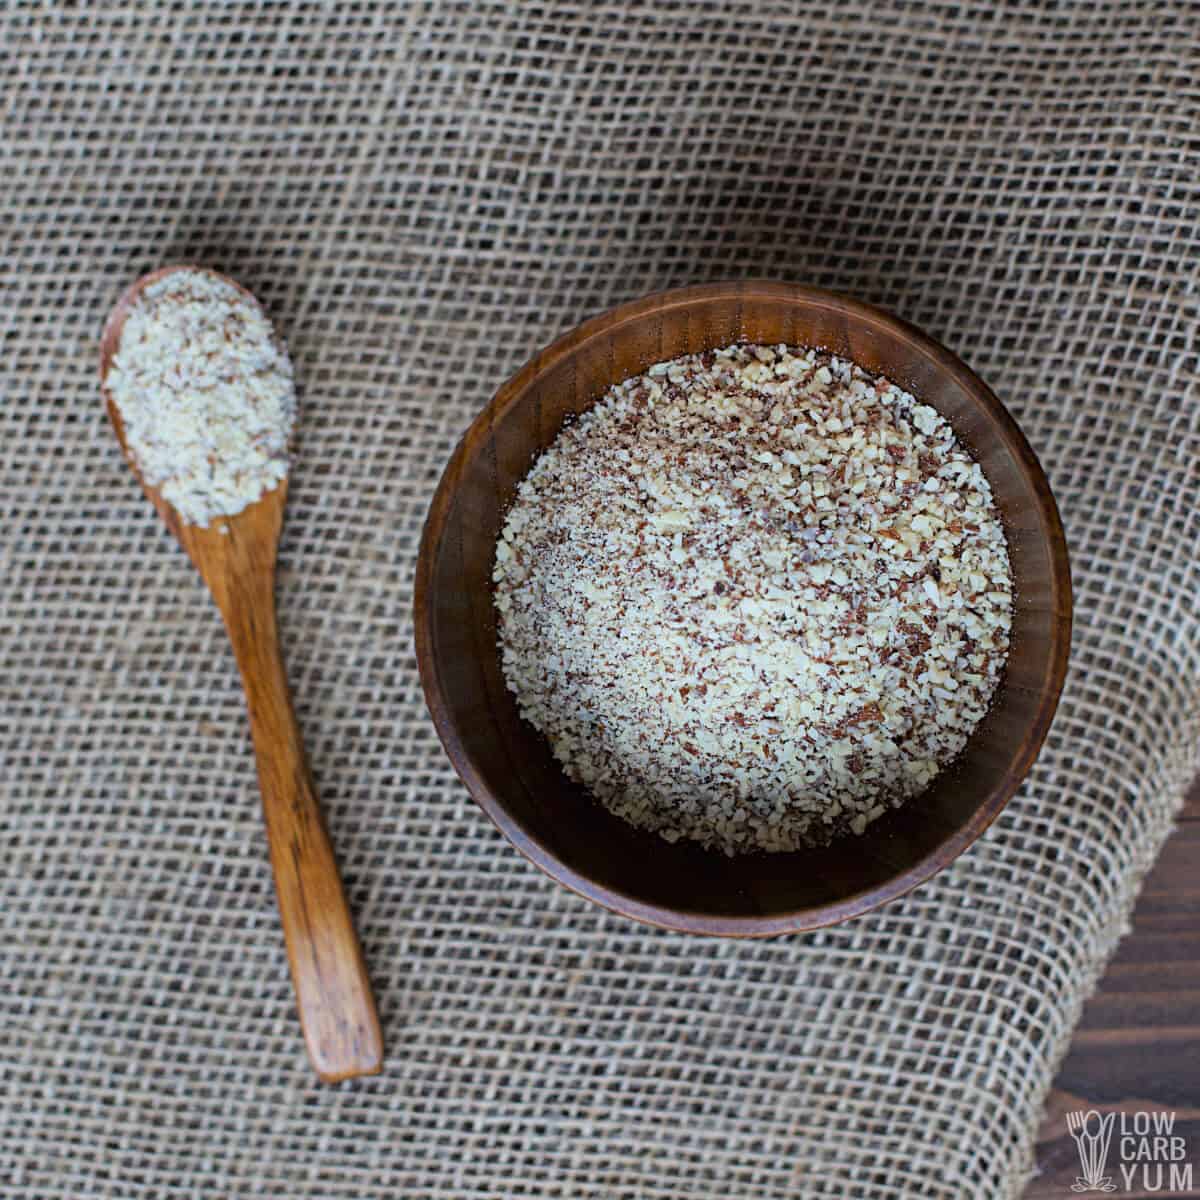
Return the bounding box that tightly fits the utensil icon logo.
[1066,1110,1117,1192]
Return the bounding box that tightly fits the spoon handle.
[221,574,383,1083]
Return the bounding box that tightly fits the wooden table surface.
[1024,781,1200,1198]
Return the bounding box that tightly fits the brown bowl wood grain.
[414,281,1072,936]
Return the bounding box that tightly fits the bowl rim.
[414,279,1073,936]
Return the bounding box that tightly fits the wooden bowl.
[414,282,1071,936]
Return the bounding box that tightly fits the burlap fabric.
[1,2,1197,1197]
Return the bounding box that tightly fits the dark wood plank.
[1026,780,1200,1198]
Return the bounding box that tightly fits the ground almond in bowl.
[493,343,1013,855]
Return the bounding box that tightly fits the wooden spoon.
[100,266,383,1082]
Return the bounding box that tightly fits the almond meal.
[492,343,1013,855]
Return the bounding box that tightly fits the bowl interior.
[417,283,1070,934]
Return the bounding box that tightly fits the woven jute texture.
[2,2,1197,1197]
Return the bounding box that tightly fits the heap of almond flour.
[107,268,295,527]
[493,344,1013,855]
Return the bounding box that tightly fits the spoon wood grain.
[100,265,383,1082]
